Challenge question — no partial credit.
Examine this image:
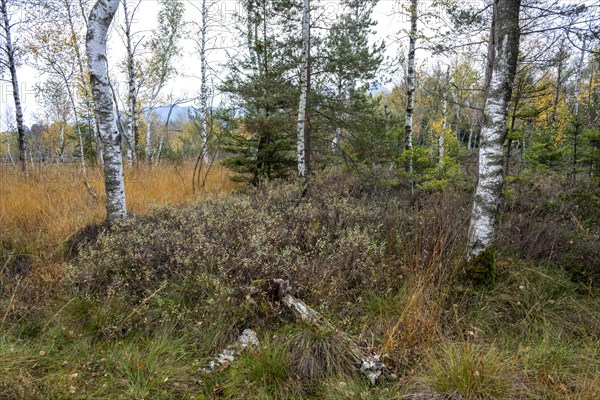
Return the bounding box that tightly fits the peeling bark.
[439,66,450,162]
[297,0,310,184]
[198,0,209,164]
[86,0,127,222]
[404,0,417,174]
[466,0,521,260]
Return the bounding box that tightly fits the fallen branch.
[272,279,390,384]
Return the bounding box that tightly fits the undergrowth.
[0,168,598,399]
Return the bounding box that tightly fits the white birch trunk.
[122,0,139,163]
[466,0,521,260]
[87,0,126,222]
[1,0,26,175]
[439,67,449,162]
[199,0,209,164]
[296,0,310,181]
[404,0,417,174]
[145,119,152,161]
[333,127,341,153]
[332,79,344,154]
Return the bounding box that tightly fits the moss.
[463,247,496,288]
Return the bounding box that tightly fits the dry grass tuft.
[0,162,235,255]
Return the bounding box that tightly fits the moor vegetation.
[1,168,599,399]
[1,0,600,398]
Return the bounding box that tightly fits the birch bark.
[1,0,26,174]
[87,0,127,222]
[404,0,417,174]
[122,0,140,162]
[199,0,209,164]
[466,0,521,260]
[439,66,450,162]
[297,0,310,182]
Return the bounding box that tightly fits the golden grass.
[0,161,237,258]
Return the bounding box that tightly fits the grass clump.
[98,329,192,399]
[422,342,513,400]
[286,325,356,382]
[222,339,300,400]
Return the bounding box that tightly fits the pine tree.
[322,0,384,156]
[220,0,299,185]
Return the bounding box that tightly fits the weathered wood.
[274,279,389,384]
[204,329,260,372]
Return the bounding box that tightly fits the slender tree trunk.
[145,120,152,161]
[332,78,343,154]
[1,0,26,175]
[199,0,209,164]
[439,66,450,162]
[468,126,474,151]
[64,79,88,178]
[404,0,417,174]
[504,93,520,176]
[466,0,521,260]
[65,0,102,166]
[297,0,310,183]
[58,124,66,162]
[157,104,176,162]
[572,37,586,187]
[87,0,126,222]
[122,0,139,163]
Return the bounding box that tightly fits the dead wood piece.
[275,279,390,384]
[205,329,260,372]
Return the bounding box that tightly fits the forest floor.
[0,165,599,399]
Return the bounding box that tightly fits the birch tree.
[466,0,521,260]
[189,0,212,165]
[296,0,309,184]
[403,0,417,174]
[27,26,90,177]
[142,0,184,161]
[120,0,141,162]
[61,0,103,165]
[0,0,26,174]
[439,66,450,162]
[86,0,126,222]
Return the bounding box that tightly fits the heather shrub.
[71,175,410,313]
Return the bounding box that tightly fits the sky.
[1,0,486,130]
